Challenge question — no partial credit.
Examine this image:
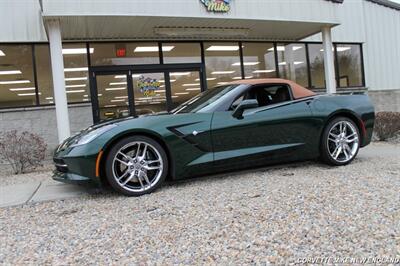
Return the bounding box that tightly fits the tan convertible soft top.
[227,78,316,99]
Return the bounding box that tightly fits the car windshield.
[172,85,240,114]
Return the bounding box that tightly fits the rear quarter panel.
[309,94,375,147]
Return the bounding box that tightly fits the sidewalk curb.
[0,182,41,208]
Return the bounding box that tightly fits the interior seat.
[256,89,272,107]
[274,87,290,103]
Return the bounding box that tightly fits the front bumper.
[52,145,103,186]
[51,124,122,186]
[53,170,95,185]
[52,155,102,185]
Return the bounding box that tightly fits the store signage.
[137,76,160,97]
[200,0,231,12]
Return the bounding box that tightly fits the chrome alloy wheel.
[327,121,359,163]
[112,141,163,192]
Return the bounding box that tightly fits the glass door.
[131,72,167,115]
[168,70,202,110]
[90,65,206,123]
[94,72,133,122]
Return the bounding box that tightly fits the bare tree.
[0,131,47,174]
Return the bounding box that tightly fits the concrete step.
[28,180,91,204]
[0,182,41,208]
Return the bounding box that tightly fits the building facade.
[0,0,399,149]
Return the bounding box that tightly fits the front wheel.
[105,136,168,196]
[320,117,360,166]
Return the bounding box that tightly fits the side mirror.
[232,99,259,119]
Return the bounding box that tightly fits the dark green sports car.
[53,79,375,196]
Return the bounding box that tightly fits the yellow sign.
[137,76,160,97]
[200,0,231,12]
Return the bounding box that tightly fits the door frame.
[89,63,206,123]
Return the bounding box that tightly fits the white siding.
[307,0,367,42]
[362,1,400,91]
[0,0,47,42]
[41,0,340,25]
[1,0,398,91]
[305,0,400,91]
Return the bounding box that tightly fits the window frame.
[334,42,365,88]
[227,83,295,111]
[0,40,366,111]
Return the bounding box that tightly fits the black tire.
[320,117,360,166]
[105,135,168,196]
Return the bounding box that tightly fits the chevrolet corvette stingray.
[53,79,375,196]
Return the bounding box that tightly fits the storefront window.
[336,44,363,87]
[62,43,90,103]
[162,43,201,64]
[308,43,325,89]
[90,42,160,66]
[35,44,55,105]
[0,45,36,108]
[277,43,308,87]
[242,42,276,79]
[97,74,130,121]
[0,41,365,111]
[169,71,201,109]
[204,42,241,89]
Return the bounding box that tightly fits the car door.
[210,85,316,169]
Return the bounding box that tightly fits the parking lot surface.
[0,143,399,264]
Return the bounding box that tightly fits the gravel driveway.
[0,143,399,264]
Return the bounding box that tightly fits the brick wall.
[368,89,400,112]
[0,104,93,155]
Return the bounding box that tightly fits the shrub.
[373,112,400,141]
[0,130,47,174]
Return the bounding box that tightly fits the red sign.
[116,48,126,57]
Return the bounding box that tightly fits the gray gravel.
[0,162,53,186]
[0,143,399,264]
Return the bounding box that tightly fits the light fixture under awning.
[64,67,88,72]
[154,27,250,38]
[207,46,239,51]
[62,48,94,55]
[253,69,275,73]
[0,80,30,85]
[134,46,174,52]
[18,92,41,96]
[212,71,235,74]
[0,70,22,75]
[9,87,36,91]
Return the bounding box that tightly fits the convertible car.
[53,79,375,196]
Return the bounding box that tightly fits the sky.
[388,0,400,3]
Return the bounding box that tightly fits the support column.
[47,19,70,143]
[322,26,336,94]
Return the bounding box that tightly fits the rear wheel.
[320,117,360,166]
[105,136,168,196]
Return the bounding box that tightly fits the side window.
[229,84,292,110]
[230,95,244,110]
[267,85,291,105]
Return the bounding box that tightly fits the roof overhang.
[42,15,338,41]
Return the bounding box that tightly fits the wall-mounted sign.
[116,48,126,57]
[115,44,127,57]
[200,0,231,12]
[137,75,160,97]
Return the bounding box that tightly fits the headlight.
[70,124,117,147]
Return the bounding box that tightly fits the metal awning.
[40,0,341,41]
[42,15,337,41]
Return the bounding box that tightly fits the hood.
[90,111,170,129]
